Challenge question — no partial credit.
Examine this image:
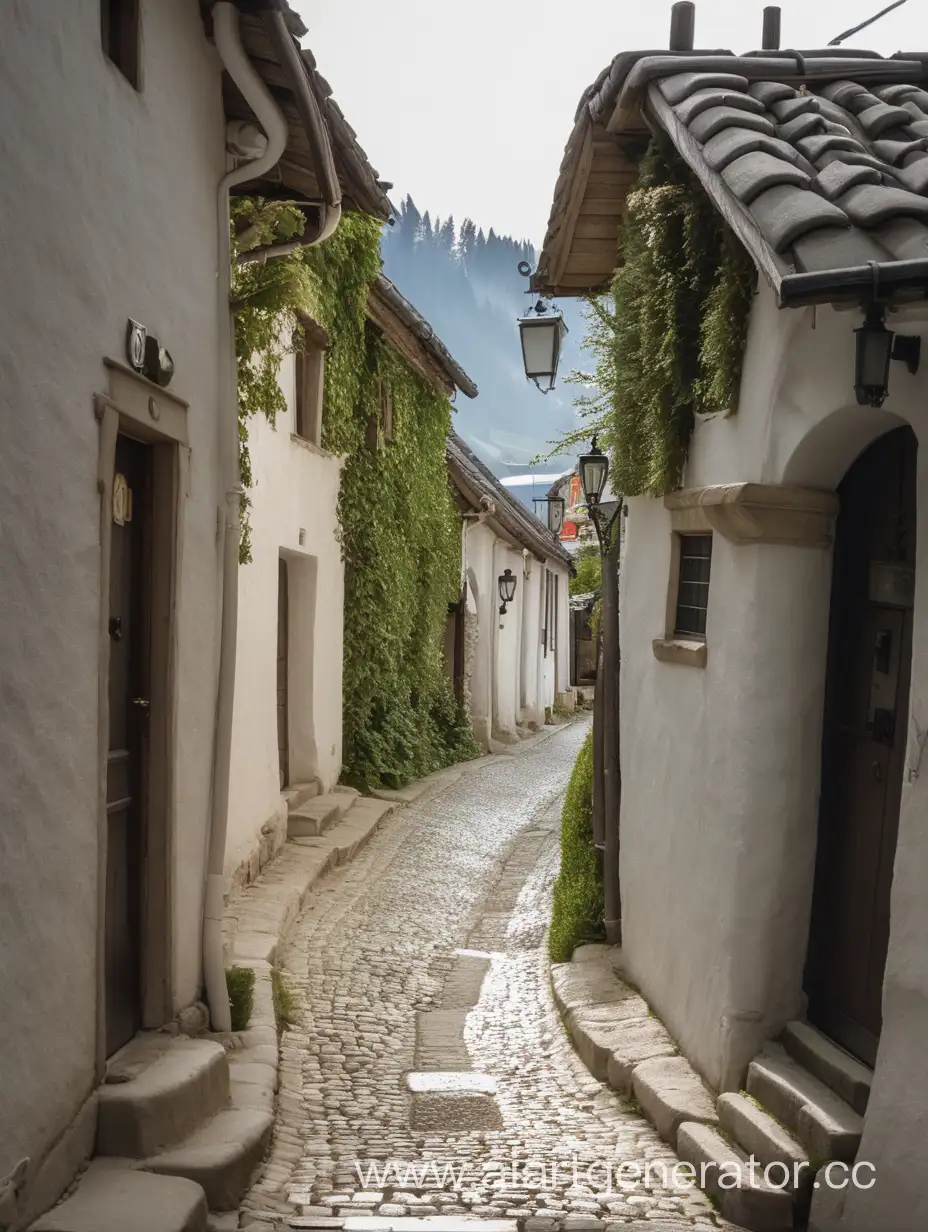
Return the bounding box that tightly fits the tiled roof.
[446,433,575,571]
[218,1,392,221]
[535,49,928,307]
[369,277,478,399]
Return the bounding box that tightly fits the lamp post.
[579,438,622,945]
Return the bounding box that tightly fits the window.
[293,317,328,445]
[379,380,395,444]
[101,0,141,89]
[673,534,712,639]
[542,570,558,656]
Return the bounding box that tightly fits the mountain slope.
[380,197,589,483]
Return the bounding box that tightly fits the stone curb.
[223,795,401,1213]
[549,948,718,1138]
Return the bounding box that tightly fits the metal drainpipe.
[203,2,295,1034]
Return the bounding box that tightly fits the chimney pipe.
[669,1,695,51]
[762,6,781,50]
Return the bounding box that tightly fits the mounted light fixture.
[579,438,609,507]
[125,318,175,388]
[854,277,921,408]
[498,567,517,616]
[516,260,568,393]
[548,495,566,536]
[518,300,568,393]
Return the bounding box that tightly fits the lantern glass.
[855,309,893,407]
[579,446,609,505]
[498,568,517,605]
[518,311,567,390]
[548,497,565,535]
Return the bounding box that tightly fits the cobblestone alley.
[243,719,723,1232]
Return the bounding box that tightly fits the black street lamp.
[498,568,517,616]
[579,438,623,946]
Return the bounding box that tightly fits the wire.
[828,0,907,45]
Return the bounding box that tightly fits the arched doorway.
[805,425,917,1067]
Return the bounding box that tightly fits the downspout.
[203,1,291,1034]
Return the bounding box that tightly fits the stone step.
[97,1038,229,1158]
[746,1046,863,1163]
[632,1054,719,1146]
[288,789,358,838]
[227,799,396,968]
[30,1161,207,1232]
[717,1092,810,1195]
[780,1020,873,1115]
[282,780,321,812]
[676,1121,795,1232]
[142,1107,273,1211]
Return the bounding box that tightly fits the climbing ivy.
[231,203,479,789]
[550,141,756,495]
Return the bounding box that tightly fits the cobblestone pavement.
[245,719,722,1230]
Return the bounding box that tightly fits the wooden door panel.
[277,558,290,788]
[105,435,151,1056]
[806,427,915,1067]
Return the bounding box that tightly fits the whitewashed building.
[536,25,928,1232]
[226,276,478,885]
[447,433,574,746]
[0,2,386,1227]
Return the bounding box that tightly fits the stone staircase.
[31,785,398,1232]
[31,1034,273,1232]
[676,1021,870,1231]
[552,947,874,1232]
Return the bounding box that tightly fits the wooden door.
[806,426,916,1066]
[277,558,290,788]
[106,434,152,1056]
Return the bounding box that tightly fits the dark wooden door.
[106,434,152,1056]
[806,426,916,1066]
[277,558,290,788]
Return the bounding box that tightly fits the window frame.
[293,315,329,446]
[672,533,712,641]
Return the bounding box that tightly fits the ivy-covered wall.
[233,206,478,791]
[564,141,757,496]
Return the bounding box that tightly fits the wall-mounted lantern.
[126,318,175,388]
[854,304,920,408]
[515,260,568,394]
[518,300,568,393]
[498,567,517,616]
[579,438,609,507]
[548,496,566,535]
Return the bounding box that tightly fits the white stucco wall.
[0,0,227,1206]
[226,350,345,880]
[617,282,928,1228]
[461,520,570,747]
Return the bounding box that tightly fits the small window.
[293,317,327,445]
[379,379,395,444]
[674,534,712,639]
[101,0,141,89]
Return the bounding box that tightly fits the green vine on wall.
[231,201,479,789]
[550,141,756,495]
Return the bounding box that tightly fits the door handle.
[131,698,150,709]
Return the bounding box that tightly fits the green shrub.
[225,966,255,1032]
[271,967,299,1037]
[549,731,604,961]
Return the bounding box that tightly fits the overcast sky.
[296,1,927,245]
